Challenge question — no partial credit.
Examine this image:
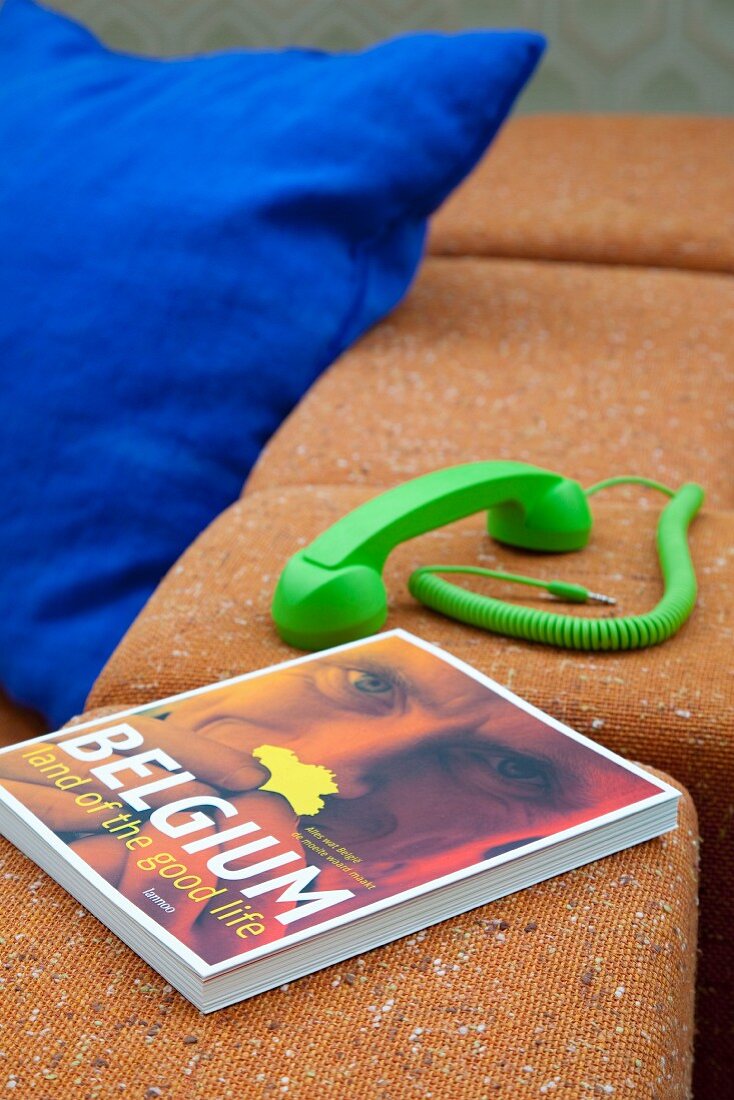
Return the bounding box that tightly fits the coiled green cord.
[408,479,704,651]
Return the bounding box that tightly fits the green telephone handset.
[271,461,703,653]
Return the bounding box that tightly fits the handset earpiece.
[272,462,591,650]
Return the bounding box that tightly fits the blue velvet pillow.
[0,0,543,727]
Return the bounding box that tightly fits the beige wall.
[42,1,734,113]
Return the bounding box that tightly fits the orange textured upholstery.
[0,688,46,749]
[3,755,697,1098]
[5,114,729,1096]
[156,115,733,1090]
[247,257,733,507]
[429,115,734,274]
[242,266,733,1093]
[87,482,728,1091]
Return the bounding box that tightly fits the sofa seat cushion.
[88,485,730,730]
[86,482,725,1084]
[3,744,697,1096]
[87,485,731,862]
[246,257,734,508]
[429,115,734,274]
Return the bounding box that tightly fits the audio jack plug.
[546,581,616,605]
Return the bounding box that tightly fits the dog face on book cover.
[3,636,658,964]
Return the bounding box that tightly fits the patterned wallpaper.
[39,1,734,113]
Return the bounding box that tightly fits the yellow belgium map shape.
[253,745,339,816]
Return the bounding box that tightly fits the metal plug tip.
[587,591,617,606]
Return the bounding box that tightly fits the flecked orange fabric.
[3,113,726,1098]
[2,723,697,1100]
[246,257,733,509]
[238,244,734,1097]
[87,484,729,1095]
[0,689,46,749]
[429,115,734,274]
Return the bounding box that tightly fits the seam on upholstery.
[423,253,734,283]
[426,249,734,278]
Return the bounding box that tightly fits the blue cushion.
[0,0,544,727]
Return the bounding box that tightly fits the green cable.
[408,479,704,651]
[585,475,676,498]
[410,565,607,605]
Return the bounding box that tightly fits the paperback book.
[0,630,678,1011]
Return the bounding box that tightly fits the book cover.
[0,630,673,986]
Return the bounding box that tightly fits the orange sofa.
[4,115,733,1097]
